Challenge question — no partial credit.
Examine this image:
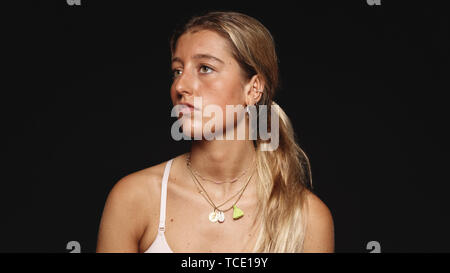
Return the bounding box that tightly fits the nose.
[174,69,194,97]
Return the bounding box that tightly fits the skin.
[96,29,334,253]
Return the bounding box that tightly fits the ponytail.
[252,101,313,252]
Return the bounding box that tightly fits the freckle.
[170,218,174,222]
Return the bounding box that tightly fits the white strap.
[158,159,173,233]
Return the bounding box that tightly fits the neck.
[186,138,257,199]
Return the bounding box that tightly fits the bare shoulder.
[96,158,175,253]
[106,160,168,209]
[302,188,335,253]
[114,160,169,196]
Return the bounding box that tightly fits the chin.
[180,116,204,140]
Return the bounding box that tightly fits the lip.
[178,102,199,111]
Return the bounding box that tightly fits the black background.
[1,0,449,253]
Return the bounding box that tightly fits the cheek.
[200,73,246,129]
[203,74,244,107]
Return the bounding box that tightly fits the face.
[170,29,255,139]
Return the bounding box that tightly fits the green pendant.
[233,205,244,220]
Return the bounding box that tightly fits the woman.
[96,11,334,253]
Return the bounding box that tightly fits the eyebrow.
[171,54,225,65]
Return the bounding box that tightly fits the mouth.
[179,102,199,111]
[177,102,199,114]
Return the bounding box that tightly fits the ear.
[244,74,265,106]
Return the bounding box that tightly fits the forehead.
[173,29,233,61]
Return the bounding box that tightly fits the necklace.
[185,153,255,223]
[186,153,255,184]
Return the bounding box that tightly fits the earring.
[254,87,264,93]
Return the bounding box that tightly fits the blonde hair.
[170,11,313,252]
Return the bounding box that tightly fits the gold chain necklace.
[186,153,255,184]
[185,154,255,223]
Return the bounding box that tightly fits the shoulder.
[96,158,175,252]
[302,188,335,253]
[111,160,169,197]
[107,154,185,215]
[104,155,181,214]
[106,161,166,208]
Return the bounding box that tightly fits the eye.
[199,65,213,74]
[172,69,182,78]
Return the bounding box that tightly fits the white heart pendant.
[209,211,218,223]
